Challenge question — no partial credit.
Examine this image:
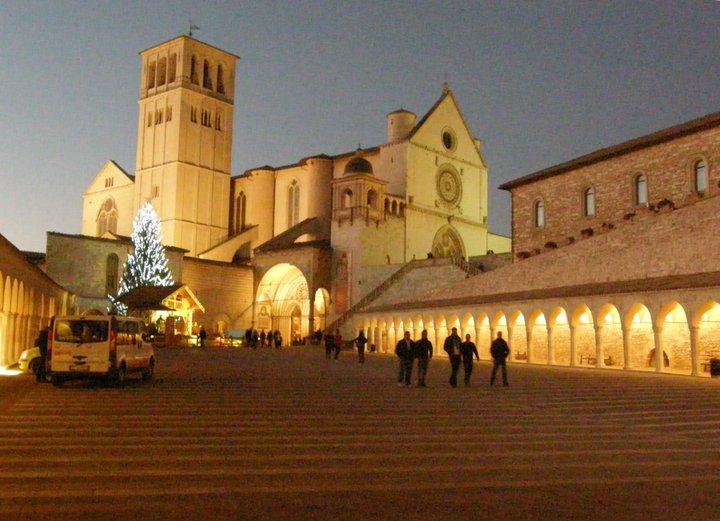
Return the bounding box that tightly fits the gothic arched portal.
[431,225,465,262]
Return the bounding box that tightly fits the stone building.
[73,35,509,342]
[0,233,75,367]
[357,110,720,377]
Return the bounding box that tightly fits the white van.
[49,315,155,387]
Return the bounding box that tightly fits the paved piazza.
[1,346,719,520]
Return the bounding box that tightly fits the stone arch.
[461,312,475,340]
[507,310,527,362]
[256,263,310,347]
[548,306,571,365]
[475,312,491,359]
[597,304,623,368]
[527,309,548,364]
[693,301,720,376]
[212,313,232,335]
[431,225,465,262]
[656,301,690,374]
[624,303,655,370]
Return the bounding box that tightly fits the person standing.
[460,334,479,387]
[414,329,433,387]
[198,326,207,349]
[259,330,266,348]
[395,331,414,386]
[354,330,368,363]
[443,327,462,387]
[333,329,343,360]
[324,332,334,359]
[35,326,50,383]
[274,330,282,349]
[490,331,510,386]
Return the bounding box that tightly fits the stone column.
[653,325,663,373]
[621,326,630,370]
[526,327,533,364]
[594,324,604,368]
[547,326,554,365]
[475,326,483,359]
[569,325,577,367]
[689,326,699,377]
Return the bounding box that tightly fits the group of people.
[393,326,510,388]
[244,328,283,349]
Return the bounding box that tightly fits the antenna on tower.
[189,20,200,36]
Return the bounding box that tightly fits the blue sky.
[2,0,720,252]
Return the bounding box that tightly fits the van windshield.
[55,320,109,343]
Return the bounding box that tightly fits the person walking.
[35,326,50,383]
[259,329,266,348]
[354,330,368,363]
[395,331,414,386]
[333,329,343,360]
[490,331,510,386]
[414,329,433,387]
[460,334,479,386]
[443,327,462,387]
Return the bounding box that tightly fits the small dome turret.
[344,149,373,176]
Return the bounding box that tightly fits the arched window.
[97,199,118,237]
[384,198,390,213]
[391,201,398,214]
[235,191,246,233]
[367,189,377,208]
[583,187,595,217]
[158,57,167,86]
[694,160,708,193]
[217,65,225,94]
[342,189,353,209]
[534,200,544,228]
[634,174,648,205]
[190,56,198,84]
[147,61,156,89]
[287,180,300,228]
[105,254,119,296]
[168,53,177,83]
[203,60,213,89]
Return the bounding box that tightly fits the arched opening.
[287,180,300,228]
[657,301,690,374]
[202,60,213,89]
[508,311,527,362]
[105,254,119,296]
[168,53,177,83]
[549,307,570,365]
[255,264,310,347]
[528,310,548,364]
[431,225,466,262]
[624,304,654,370]
[367,189,378,209]
[216,64,225,94]
[597,304,623,368]
[342,189,353,209]
[694,302,720,376]
[96,198,118,237]
[235,191,246,233]
[475,313,491,360]
[313,288,330,333]
[572,305,595,366]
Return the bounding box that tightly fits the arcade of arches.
[356,293,720,377]
[255,264,329,344]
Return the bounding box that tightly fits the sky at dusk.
[2,0,720,253]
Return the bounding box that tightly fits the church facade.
[74,35,509,343]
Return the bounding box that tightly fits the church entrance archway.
[256,263,310,347]
[432,225,465,262]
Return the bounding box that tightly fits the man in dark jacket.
[413,329,433,387]
[395,331,414,386]
[460,334,479,387]
[443,327,462,387]
[490,331,510,386]
[35,326,50,383]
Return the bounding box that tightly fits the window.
[217,65,225,94]
[694,160,708,193]
[96,198,118,236]
[634,174,648,205]
[190,106,197,123]
[584,187,595,217]
[201,109,212,127]
[235,191,246,233]
[203,60,213,89]
[168,53,177,83]
[215,112,222,131]
[190,56,198,84]
[147,61,156,89]
[152,185,160,198]
[155,109,163,124]
[287,180,300,228]
[534,200,544,228]
[367,189,377,208]
[342,189,353,209]
[147,113,152,127]
[105,177,114,188]
[166,105,172,122]
[106,254,119,296]
[158,57,167,86]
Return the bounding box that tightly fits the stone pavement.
[1,346,719,520]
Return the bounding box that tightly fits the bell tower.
[134,36,239,256]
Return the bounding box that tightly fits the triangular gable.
[408,88,485,167]
[83,160,135,196]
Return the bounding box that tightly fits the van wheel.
[142,358,155,381]
[114,364,127,387]
[29,358,40,375]
[51,375,64,388]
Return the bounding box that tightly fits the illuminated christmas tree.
[110,203,174,314]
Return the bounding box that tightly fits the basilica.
[45,35,508,345]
